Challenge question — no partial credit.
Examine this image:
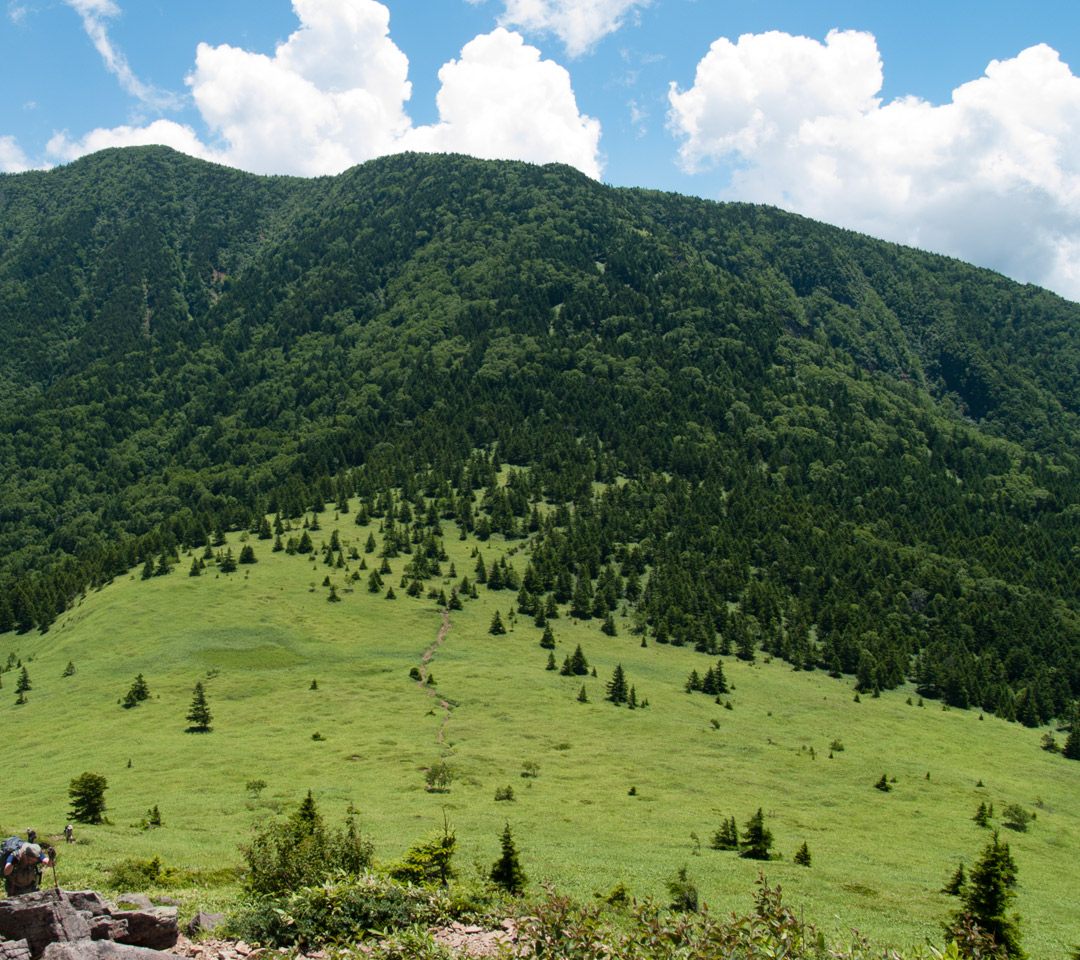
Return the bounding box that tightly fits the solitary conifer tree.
[739,808,774,860]
[15,666,31,694]
[539,625,556,649]
[186,681,213,732]
[942,861,966,895]
[545,653,556,671]
[489,823,527,895]
[68,772,108,824]
[793,842,812,867]
[489,610,506,635]
[606,664,629,704]
[569,644,589,675]
[577,685,589,703]
[953,832,1023,958]
[1064,723,1080,760]
[710,816,739,851]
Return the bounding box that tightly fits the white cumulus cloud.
[1,135,33,173]
[668,31,1080,301]
[46,120,217,165]
[497,0,650,57]
[38,0,603,181]
[186,0,413,176]
[402,28,602,178]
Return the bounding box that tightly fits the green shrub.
[386,827,457,886]
[230,875,444,949]
[240,792,373,897]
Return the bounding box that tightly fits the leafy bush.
[424,761,454,792]
[230,875,447,948]
[105,856,176,890]
[1001,803,1034,833]
[240,792,373,897]
[386,827,456,886]
[522,876,990,960]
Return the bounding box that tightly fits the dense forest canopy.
[2,146,1079,724]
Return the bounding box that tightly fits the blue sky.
[3,1,1080,299]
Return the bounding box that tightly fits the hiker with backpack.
[2,839,50,896]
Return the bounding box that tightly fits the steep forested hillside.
[2,146,1079,726]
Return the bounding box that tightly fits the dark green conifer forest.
[2,146,1080,728]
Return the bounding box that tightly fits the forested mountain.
[2,146,1079,726]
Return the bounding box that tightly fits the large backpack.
[0,837,23,860]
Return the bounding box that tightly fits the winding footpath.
[416,605,454,744]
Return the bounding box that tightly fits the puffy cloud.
[0,135,32,173]
[37,1,603,181]
[401,28,602,178]
[497,0,650,57]
[668,31,1080,300]
[46,120,217,164]
[64,0,180,109]
[187,0,413,176]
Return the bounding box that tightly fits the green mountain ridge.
[1,146,1079,720]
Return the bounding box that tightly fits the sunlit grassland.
[3,506,1077,956]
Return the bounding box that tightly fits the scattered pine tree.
[606,664,629,704]
[942,861,966,895]
[952,832,1023,958]
[710,816,739,851]
[1063,723,1080,761]
[569,644,589,675]
[185,681,212,732]
[490,823,527,895]
[739,808,774,860]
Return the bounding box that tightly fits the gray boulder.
[0,891,178,959]
[42,943,185,960]
[109,909,177,952]
[183,914,224,938]
[0,893,92,957]
[0,940,31,960]
[60,897,110,921]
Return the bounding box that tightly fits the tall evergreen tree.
[1063,723,1080,760]
[489,823,527,896]
[185,681,213,732]
[953,832,1023,958]
[606,664,628,704]
[710,816,739,851]
[793,842,812,867]
[739,808,774,860]
[569,644,589,675]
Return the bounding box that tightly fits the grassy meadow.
[3,505,1078,956]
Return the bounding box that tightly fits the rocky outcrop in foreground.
[0,891,180,960]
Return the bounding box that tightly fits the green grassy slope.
[3,506,1077,955]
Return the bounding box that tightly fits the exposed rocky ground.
[0,891,520,960]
